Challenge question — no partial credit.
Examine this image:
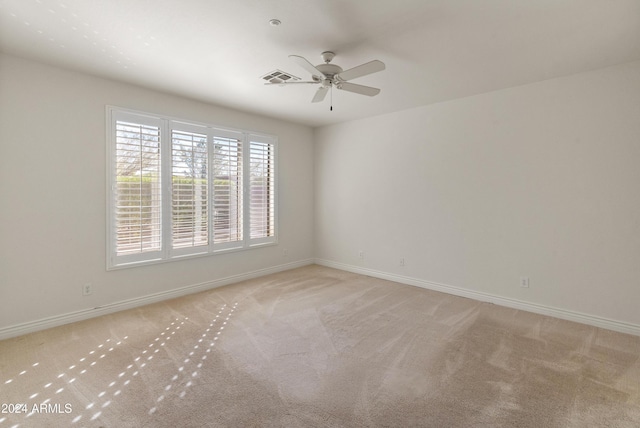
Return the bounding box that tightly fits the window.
[249,138,276,242]
[112,114,163,264]
[171,128,209,251]
[107,107,277,269]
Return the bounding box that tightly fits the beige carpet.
[1,265,639,427]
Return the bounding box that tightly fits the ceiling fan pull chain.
[330,84,333,111]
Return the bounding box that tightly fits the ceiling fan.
[265,51,385,106]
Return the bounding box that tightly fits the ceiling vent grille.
[261,69,300,84]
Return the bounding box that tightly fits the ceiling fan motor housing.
[316,63,343,80]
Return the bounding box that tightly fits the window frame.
[106,106,278,270]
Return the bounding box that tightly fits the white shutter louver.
[213,137,243,244]
[249,140,275,240]
[114,120,162,256]
[172,130,208,250]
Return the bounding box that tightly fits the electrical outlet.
[520,277,529,288]
[83,283,93,296]
[282,248,288,257]
[399,258,405,267]
[358,250,365,259]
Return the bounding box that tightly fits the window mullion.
[242,133,251,249]
[161,120,172,260]
[208,130,215,251]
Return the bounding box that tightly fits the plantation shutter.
[171,128,208,251]
[108,107,277,269]
[113,118,162,259]
[249,138,276,243]
[212,134,243,247]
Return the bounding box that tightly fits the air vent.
[261,69,300,84]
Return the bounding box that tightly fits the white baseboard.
[4,258,638,340]
[315,258,640,337]
[0,259,314,341]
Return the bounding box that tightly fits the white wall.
[315,60,640,329]
[2,52,639,337]
[0,53,315,335]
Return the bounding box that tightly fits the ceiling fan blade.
[336,60,385,82]
[289,55,323,78]
[312,86,329,103]
[337,82,380,97]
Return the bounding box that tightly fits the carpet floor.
[1,265,639,427]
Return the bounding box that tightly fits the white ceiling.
[2,0,640,127]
